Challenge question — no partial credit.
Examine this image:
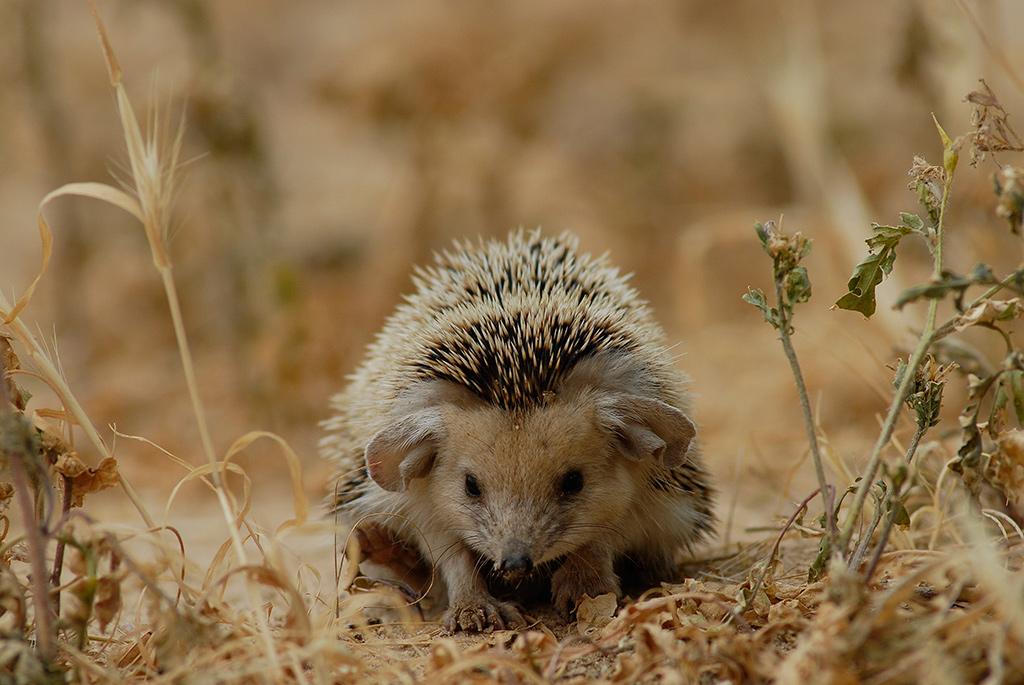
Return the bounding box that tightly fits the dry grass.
[4,2,1024,683]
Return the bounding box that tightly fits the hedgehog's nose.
[499,545,534,577]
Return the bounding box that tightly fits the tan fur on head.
[322,229,714,632]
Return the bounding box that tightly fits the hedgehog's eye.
[465,474,482,498]
[560,470,583,496]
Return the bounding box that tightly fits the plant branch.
[777,292,837,543]
[862,421,927,580]
[837,138,953,562]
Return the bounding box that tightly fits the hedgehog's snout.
[497,541,534,579]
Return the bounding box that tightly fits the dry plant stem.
[158,266,246,566]
[91,0,247,567]
[851,494,886,572]
[9,455,55,662]
[838,168,951,563]
[1,382,55,663]
[49,473,74,610]
[86,6,287,676]
[864,417,929,577]
[776,283,836,543]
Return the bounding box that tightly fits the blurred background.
[2,0,1024,549]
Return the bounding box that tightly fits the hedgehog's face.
[426,397,638,573]
[364,367,696,578]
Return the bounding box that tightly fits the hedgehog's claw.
[442,596,525,633]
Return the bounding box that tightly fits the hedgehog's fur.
[323,229,714,631]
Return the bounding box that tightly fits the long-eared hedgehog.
[322,229,714,632]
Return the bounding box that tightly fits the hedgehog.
[322,229,714,632]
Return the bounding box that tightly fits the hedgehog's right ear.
[365,409,444,492]
[365,380,481,491]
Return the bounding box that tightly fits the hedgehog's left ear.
[595,394,696,468]
[560,351,696,467]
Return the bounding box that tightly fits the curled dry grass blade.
[224,431,309,535]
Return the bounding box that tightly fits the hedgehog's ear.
[365,408,444,491]
[365,380,482,491]
[595,394,696,468]
[561,351,697,467]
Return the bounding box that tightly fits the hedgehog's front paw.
[551,546,620,618]
[442,595,525,633]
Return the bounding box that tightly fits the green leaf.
[808,536,831,583]
[785,266,812,305]
[754,221,771,253]
[835,224,913,318]
[1002,369,1024,427]
[834,252,888,317]
[890,499,911,527]
[890,464,908,491]
[894,266,999,310]
[743,288,780,330]
[894,278,968,310]
[899,212,925,233]
[864,223,915,253]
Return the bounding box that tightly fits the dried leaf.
[429,639,461,669]
[965,79,1024,165]
[953,298,1022,332]
[0,338,28,411]
[575,592,617,636]
[0,483,12,513]
[37,425,73,469]
[634,623,680,661]
[767,598,806,623]
[53,453,89,479]
[2,209,52,324]
[987,430,1024,505]
[54,455,120,507]
[0,638,49,684]
[510,630,557,663]
[909,156,945,225]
